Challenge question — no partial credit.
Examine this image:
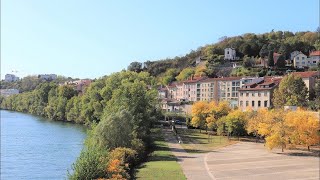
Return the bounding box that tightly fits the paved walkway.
[162,128,214,180]
[163,128,320,180]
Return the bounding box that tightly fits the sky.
[1,0,319,79]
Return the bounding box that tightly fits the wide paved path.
[205,142,319,180]
[163,128,319,180]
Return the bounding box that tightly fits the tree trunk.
[281,146,284,152]
[308,146,310,151]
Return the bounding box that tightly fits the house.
[273,52,281,65]
[0,89,19,97]
[293,52,308,68]
[224,48,237,60]
[65,79,92,93]
[38,74,57,81]
[308,51,320,67]
[290,51,300,60]
[4,74,19,82]
[238,78,281,111]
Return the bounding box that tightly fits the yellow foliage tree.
[191,101,209,132]
[285,110,320,151]
[258,110,289,152]
[246,108,268,142]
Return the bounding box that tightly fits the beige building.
[292,71,319,96]
[238,79,280,111]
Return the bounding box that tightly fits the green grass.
[135,128,186,180]
[177,128,235,153]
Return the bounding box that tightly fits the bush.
[107,147,138,179]
[68,147,109,180]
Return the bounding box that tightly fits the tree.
[242,56,255,68]
[268,51,274,67]
[275,55,286,68]
[191,101,209,132]
[258,110,289,152]
[246,108,268,142]
[224,109,247,139]
[127,61,142,72]
[273,74,308,108]
[259,44,269,58]
[176,68,195,81]
[285,109,320,151]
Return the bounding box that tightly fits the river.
[0,110,86,179]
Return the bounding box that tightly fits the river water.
[0,110,86,179]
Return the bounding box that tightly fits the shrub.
[68,147,109,180]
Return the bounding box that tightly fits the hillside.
[129,30,320,84]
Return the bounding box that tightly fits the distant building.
[308,51,320,67]
[4,74,19,82]
[65,79,92,93]
[224,48,237,60]
[293,52,308,68]
[290,51,300,60]
[38,74,57,81]
[0,89,19,97]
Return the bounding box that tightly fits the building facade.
[4,74,19,82]
[224,48,237,60]
[238,79,280,111]
[293,52,308,68]
[0,89,19,97]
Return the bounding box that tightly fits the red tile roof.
[310,51,320,56]
[292,71,319,78]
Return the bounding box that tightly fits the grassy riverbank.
[135,128,186,180]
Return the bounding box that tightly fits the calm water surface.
[1,110,86,179]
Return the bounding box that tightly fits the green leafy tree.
[273,74,308,108]
[275,55,286,68]
[176,68,195,81]
[127,61,142,72]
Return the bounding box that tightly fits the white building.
[38,74,57,81]
[0,89,19,97]
[4,74,19,82]
[308,51,320,67]
[293,52,308,68]
[224,48,237,60]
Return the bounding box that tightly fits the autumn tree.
[246,108,268,142]
[273,74,308,108]
[258,110,289,152]
[285,109,320,151]
[191,101,209,132]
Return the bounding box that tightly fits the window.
[264,100,268,107]
[240,101,243,106]
[296,57,299,60]
[302,57,305,60]
[264,92,267,96]
[227,93,230,97]
[252,101,255,107]
[258,101,261,107]
[252,93,255,97]
[246,101,249,107]
[240,92,243,96]
[232,87,236,91]
[302,62,305,64]
[232,82,235,86]
[314,61,317,63]
[258,92,261,97]
[246,93,249,97]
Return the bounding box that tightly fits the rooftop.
[310,50,320,56]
